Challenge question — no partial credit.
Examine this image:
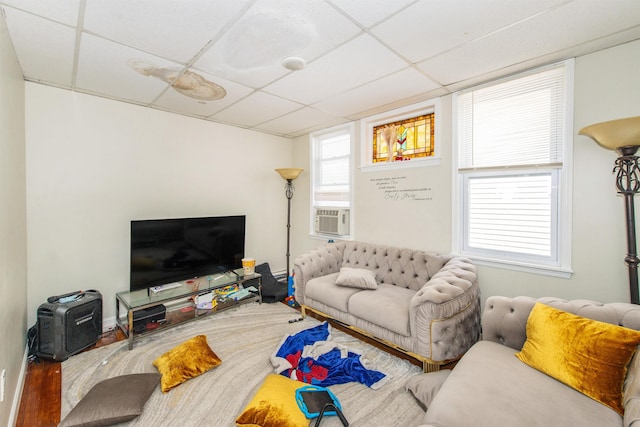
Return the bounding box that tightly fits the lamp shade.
[579,116,640,151]
[275,168,303,180]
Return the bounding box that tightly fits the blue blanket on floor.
[270,322,389,389]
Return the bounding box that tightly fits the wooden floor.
[15,305,441,426]
[15,328,126,427]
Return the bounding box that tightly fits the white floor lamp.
[580,116,640,304]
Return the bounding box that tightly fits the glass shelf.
[116,269,262,349]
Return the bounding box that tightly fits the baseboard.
[8,345,28,427]
[102,315,116,333]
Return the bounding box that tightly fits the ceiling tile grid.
[1,0,639,138]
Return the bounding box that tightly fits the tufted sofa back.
[340,241,452,291]
[482,296,640,427]
[482,296,640,351]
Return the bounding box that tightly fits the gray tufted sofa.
[411,296,640,426]
[292,241,481,372]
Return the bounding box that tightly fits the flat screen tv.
[129,215,245,292]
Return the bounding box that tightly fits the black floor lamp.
[275,168,304,286]
[580,116,640,304]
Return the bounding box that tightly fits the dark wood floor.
[15,328,126,427]
[15,306,439,426]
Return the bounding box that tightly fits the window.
[453,60,573,277]
[372,113,435,163]
[310,123,353,238]
[361,99,441,172]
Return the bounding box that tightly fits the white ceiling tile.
[3,0,640,138]
[0,0,80,26]
[153,72,255,117]
[263,33,407,105]
[2,7,76,86]
[313,67,441,117]
[372,0,569,63]
[418,0,640,86]
[193,59,290,91]
[194,0,361,88]
[211,91,303,127]
[75,34,182,104]
[254,107,341,135]
[82,0,254,63]
[329,0,415,28]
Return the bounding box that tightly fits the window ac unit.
[314,209,350,236]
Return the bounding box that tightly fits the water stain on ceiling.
[129,60,227,101]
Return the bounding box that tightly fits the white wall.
[0,12,27,427]
[292,39,640,305]
[25,84,293,327]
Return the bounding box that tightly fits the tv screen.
[129,215,245,292]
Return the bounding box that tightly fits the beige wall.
[292,39,640,305]
[10,29,640,422]
[25,84,294,327]
[0,13,27,427]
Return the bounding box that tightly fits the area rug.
[61,302,425,426]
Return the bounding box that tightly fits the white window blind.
[464,172,557,259]
[456,61,571,269]
[312,125,352,206]
[458,66,565,170]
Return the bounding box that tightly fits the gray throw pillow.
[59,373,160,427]
[335,267,377,289]
[405,370,451,410]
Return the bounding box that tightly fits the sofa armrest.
[293,242,345,305]
[410,257,481,361]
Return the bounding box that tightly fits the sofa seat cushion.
[423,341,621,427]
[305,272,363,313]
[348,284,415,337]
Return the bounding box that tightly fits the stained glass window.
[372,113,434,163]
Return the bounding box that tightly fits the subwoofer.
[37,290,102,361]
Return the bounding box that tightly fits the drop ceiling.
[2,0,640,138]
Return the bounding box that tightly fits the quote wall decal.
[370,175,432,202]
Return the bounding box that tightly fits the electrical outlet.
[0,369,5,402]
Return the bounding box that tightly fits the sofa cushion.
[348,284,415,336]
[306,272,362,312]
[59,373,160,427]
[405,370,451,410]
[515,303,640,415]
[152,335,222,393]
[236,374,309,427]
[423,341,622,426]
[335,267,378,289]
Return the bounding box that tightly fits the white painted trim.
[9,346,29,427]
[451,59,575,277]
[360,98,441,172]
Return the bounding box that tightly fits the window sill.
[466,255,573,279]
[360,157,441,173]
[309,233,351,242]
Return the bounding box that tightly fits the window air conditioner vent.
[314,209,350,236]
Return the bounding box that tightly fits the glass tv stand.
[116,269,261,349]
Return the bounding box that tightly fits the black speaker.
[37,290,102,361]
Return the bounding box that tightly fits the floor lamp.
[275,168,304,289]
[579,116,640,304]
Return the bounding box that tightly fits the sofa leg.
[300,306,307,318]
[423,361,440,373]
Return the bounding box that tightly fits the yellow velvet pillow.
[236,374,309,427]
[516,303,640,414]
[152,335,221,393]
